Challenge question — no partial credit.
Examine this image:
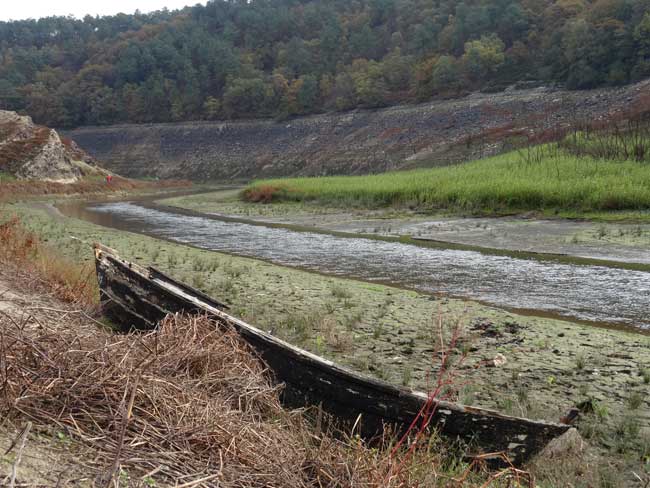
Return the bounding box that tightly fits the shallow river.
[72,201,650,330]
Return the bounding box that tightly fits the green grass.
[0,170,17,183]
[244,146,650,214]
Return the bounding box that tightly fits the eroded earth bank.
[66,79,650,181]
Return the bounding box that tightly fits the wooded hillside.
[1,0,649,127]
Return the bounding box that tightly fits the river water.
[66,200,650,330]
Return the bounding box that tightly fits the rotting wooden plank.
[148,266,230,311]
[93,243,571,465]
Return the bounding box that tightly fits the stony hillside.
[0,111,102,183]
[66,79,650,181]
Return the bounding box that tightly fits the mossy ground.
[3,199,650,484]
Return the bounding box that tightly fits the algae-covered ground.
[3,199,650,479]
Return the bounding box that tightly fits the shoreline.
[3,193,649,482]
[160,189,650,268]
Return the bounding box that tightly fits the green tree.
[381,48,412,92]
[23,82,68,127]
[351,59,388,107]
[223,77,267,118]
[87,86,119,125]
[0,79,22,111]
[332,72,356,111]
[462,34,505,82]
[633,12,650,79]
[120,83,147,122]
[296,75,320,113]
[431,55,460,93]
[203,96,221,120]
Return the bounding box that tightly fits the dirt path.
[0,425,92,487]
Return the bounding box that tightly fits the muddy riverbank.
[63,200,650,330]
[4,198,650,483]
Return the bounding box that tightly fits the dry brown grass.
[0,290,503,487]
[242,184,293,204]
[0,176,190,203]
[0,216,98,307]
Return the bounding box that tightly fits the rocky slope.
[0,111,101,182]
[66,79,650,181]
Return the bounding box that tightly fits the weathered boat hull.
[94,243,570,465]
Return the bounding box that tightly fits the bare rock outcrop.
[0,110,100,183]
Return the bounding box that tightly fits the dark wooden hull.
[94,243,570,465]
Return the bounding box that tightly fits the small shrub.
[515,384,529,405]
[627,391,645,410]
[242,185,287,204]
[218,279,236,297]
[497,396,515,415]
[401,365,413,387]
[314,335,326,354]
[324,301,337,314]
[640,367,650,384]
[594,401,609,420]
[372,323,384,339]
[330,284,352,300]
[614,415,641,450]
[150,247,160,261]
[192,257,206,272]
[191,274,206,290]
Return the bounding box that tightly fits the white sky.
[0,0,202,22]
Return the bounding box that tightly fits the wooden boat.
[94,243,571,465]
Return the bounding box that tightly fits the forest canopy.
[1,0,649,128]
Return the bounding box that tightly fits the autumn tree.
[462,34,506,83]
[0,0,647,126]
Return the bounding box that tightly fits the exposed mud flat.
[14,199,650,418]
[6,200,649,482]
[74,200,650,330]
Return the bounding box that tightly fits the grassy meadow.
[244,145,650,215]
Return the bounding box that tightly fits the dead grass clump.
[1,313,312,486]
[0,176,191,202]
[242,184,290,204]
[0,216,98,307]
[0,309,498,487]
